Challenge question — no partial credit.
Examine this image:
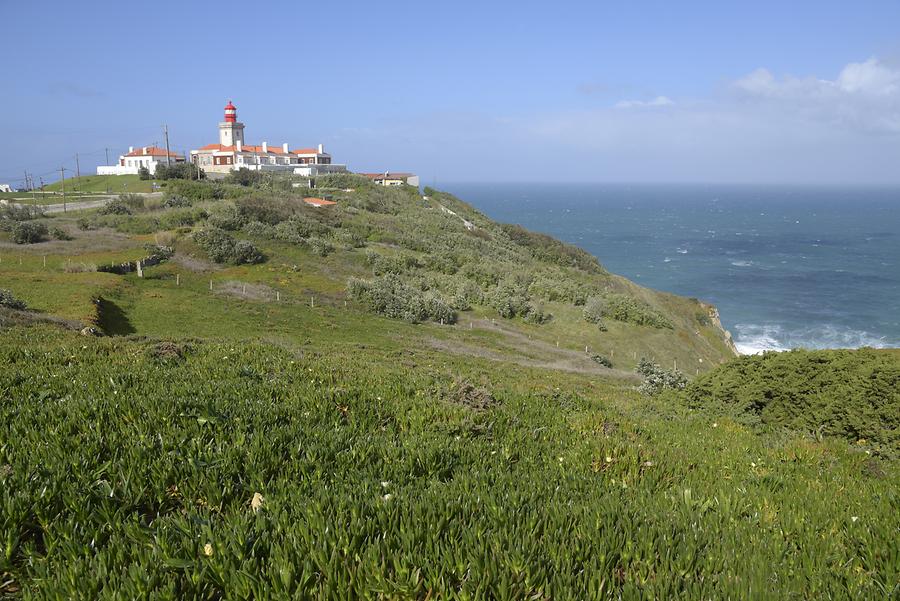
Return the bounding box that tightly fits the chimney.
[282,142,289,153]
[236,140,242,152]
[317,143,324,154]
[128,146,134,153]
[262,141,268,153]
[143,146,148,155]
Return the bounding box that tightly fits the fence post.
[176,274,180,286]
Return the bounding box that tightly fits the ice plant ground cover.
[1,327,897,599]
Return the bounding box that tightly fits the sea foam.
[734,323,890,355]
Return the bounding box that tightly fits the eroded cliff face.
[701,302,740,356]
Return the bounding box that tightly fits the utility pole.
[105,147,110,166]
[74,154,81,192]
[26,172,36,208]
[60,167,67,213]
[39,177,45,203]
[164,125,172,167]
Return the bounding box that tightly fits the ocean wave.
[730,260,754,267]
[733,323,892,355]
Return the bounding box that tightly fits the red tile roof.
[303,197,337,207]
[360,172,414,179]
[124,146,182,157]
[196,144,326,156]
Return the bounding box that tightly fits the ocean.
[443,183,900,354]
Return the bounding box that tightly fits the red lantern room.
[224,100,237,123]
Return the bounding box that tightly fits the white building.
[190,101,347,176]
[97,146,185,176]
[0,184,12,193]
[360,172,420,187]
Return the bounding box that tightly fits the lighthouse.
[218,100,245,147]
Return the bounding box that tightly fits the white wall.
[97,165,139,175]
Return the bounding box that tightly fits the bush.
[583,296,606,324]
[347,275,456,324]
[0,289,27,310]
[51,227,73,241]
[602,294,673,329]
[138,166,151,180]
[155,163,200,181]
[12,221,48,244]
[163,195,192,208]
[590,354,613,368]
[0,204,39,223]
[243,221,275,239]
[208,205,244,231]
[76,218,96,231]
[225,167,264,187]
[194,228,264,265]
[165,180,224,202]
[636,358,687,396]
[99,199,133,216]
[523,303,552,324]
[235,197,294,226]
[232,240,264,265]
[307,236,334,257]
[678,348,900,454]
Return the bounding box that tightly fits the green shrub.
[347,275,456,323]
[0,288,27,310]
[590,354,613,368]
[208,205,244,231]
[225,167,264,187]
[243,220,275,239]
[583,296,606,324]
[308,236,334,257]
[637,358,687,395]
[155,163,200,181]
[166,179,225,202]
[99,199,133,216]
[235,197,294,226]
[76,217,96,231]
[194,228,264,265]
[602,294,673,329]
[137,166,151,180]
[678,348,900,454]
[50,227,73,241]
[163,195,192,208]
[12,221,48,244]
[500,223,605,274]
[523,303,552,324]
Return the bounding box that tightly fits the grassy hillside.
[41,174,158,195]
[0,176,735,375]
[0,327,896,598]
[1,177,896,598]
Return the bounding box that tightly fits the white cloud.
[836,58,899,95]
[732,58,900,132]
[615,95,674,109]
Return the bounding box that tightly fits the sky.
[1,0,899,186]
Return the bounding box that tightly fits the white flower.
[605,456,613,463]
[851,516,859,522]
[382,494,393,501]
[203,543,214,557]
[381,481,390,488]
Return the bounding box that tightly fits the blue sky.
[2,0,899,186]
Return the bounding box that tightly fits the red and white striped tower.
[218,100,245,147]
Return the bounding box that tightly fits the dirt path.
[426,318,640,380]
[7,192,163,214]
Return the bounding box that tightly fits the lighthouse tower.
[218,100,245,147]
